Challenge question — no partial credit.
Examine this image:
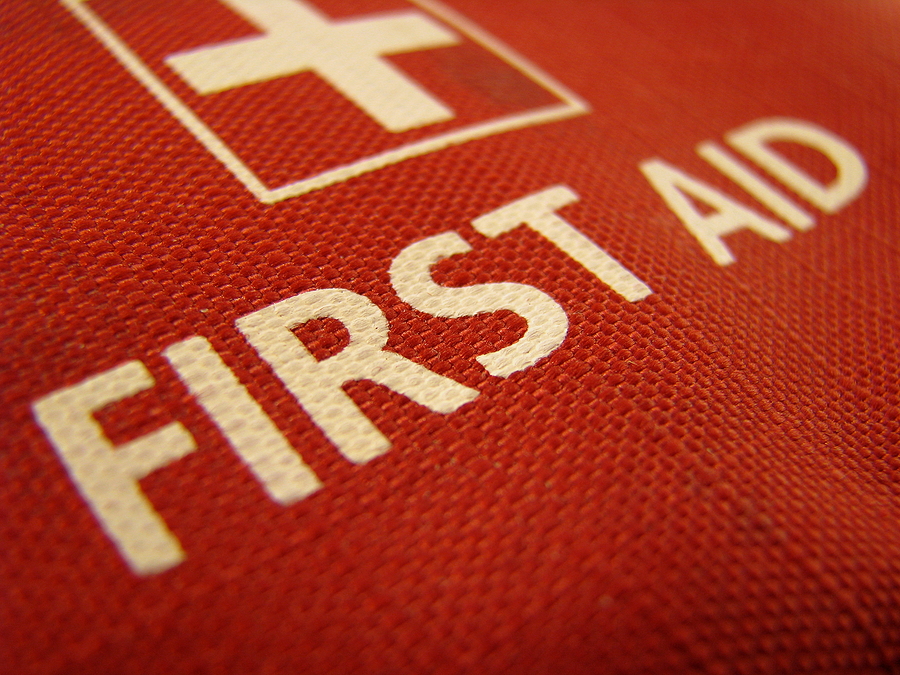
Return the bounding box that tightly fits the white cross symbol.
[165,0,459,132]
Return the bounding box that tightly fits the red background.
[2,1,900,673]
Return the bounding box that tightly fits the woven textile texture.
[2,0,900,673]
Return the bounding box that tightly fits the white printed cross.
[165,0,459,132]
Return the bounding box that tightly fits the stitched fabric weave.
[2,1,899,673]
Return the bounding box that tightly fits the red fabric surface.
[2,1,900,673]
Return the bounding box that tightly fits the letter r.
[236,289,478,464]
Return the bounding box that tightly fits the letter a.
[640,158,792,266]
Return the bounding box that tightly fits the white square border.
[62,0,590,204]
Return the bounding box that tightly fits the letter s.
[390,232,568,378]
